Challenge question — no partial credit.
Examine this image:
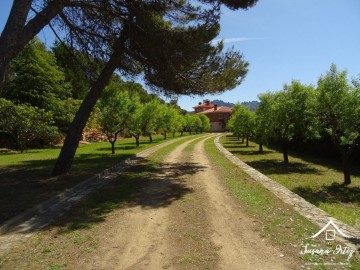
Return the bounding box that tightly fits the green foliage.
[184,114,203,134]
[3,38,76,133]
[140,99,162,141]
[97,85,135,153]
[157,104,182,139]
[0,99,59,152]
[198,114,211,133]
[256,81,317,162]
[316,64,360,184]
[227,104,255,144]
[125,96,143,146]
[52,41,99,100]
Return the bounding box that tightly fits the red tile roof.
[200,106,232,114]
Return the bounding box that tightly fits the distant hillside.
[211,99,259,111]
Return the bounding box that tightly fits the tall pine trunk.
[52,42,122,175]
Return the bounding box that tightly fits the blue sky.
[1,0,359,111]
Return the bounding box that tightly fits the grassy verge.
[0,133,202,270]
[220,136,360,230]
[0,133,194,224]
[205,136,360,269]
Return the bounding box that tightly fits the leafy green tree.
[141,99,161,142]
[52,41,100,100]
[157,105,180,140]
[97,86,134,154]
[316,64,360,185]
[227,104,255,146]
[254,96,274,153]
[170,111,185,138]
[126,96,143,147]
[198,114,211,133]
[257,81,317,163]
[3,38,74,133]
[0,1,257,175]
[0,99,58,153]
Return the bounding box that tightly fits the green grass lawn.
[0,133,193,224]
[220,135,360,230]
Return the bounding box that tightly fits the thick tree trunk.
[180,131,183,136]
[237,136,240,141]
[341,152,351,185]
[172,132,175,138]
[148,133,153,143]
[52,42,122,175]
[241,136,244,143]
[259,143,263,153]
[246,135,249,147]
[164,132,167,140]
[0,0,66,91]
[282,143,289,164]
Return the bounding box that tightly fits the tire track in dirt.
[190,137,296,270]
[74,134,297,269]
[76,135,213,270]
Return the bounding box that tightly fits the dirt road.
[75,135,296,269]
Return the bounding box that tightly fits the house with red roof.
[193,100,232,132]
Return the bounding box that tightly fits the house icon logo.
[310,220,349,241]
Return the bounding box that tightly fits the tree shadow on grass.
[1,156,207,237]
[245,159,322,175]
[293,183,360,206]
[0,152,134,224]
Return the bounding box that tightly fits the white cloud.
[212,37,264,44]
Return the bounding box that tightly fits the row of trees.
[0,0,255,175]
[228,64,360,185]
[97,83,211,154]
[0,37,211,153]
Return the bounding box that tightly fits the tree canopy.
[316,64,360,185]
[1,0,258,175]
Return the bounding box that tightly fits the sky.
[1,0,359,111]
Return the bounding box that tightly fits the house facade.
[193,100,232,132]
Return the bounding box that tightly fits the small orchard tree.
[97,86,133,154]
[257,81,317,163]
[227,109,242,141]
[227,105,255,146]
[157,105,179,139]
[0,99,59,153]
[316,64,360,185]
[198,114,211,133]
[141,100,161,142]
[170,111,184,138]
[254,96,274,153]
[126,97,143,147]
